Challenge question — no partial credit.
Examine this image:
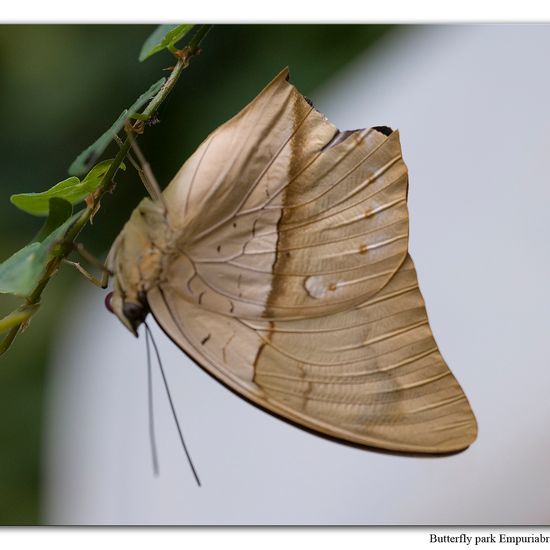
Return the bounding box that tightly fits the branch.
[0,24,213,357]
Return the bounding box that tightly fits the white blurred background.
[43,25,550,524]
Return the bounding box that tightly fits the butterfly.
[107,68,477,454]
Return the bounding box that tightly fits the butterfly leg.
[123,121,167,211]
[62,242,112,289]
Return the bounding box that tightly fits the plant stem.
[188,24,213,53]
[0,24,213,356]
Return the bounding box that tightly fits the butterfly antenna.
[144,327,160,477]
[144,322,202,487]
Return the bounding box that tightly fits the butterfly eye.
[104,291,114,314]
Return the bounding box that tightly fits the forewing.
[162,69,409,320]
[148,254,477,453]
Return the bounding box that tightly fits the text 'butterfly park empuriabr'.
[107,68,477,455]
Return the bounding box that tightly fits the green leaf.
[34,198,73,242]
[0,243,48,297]
[0,211,82,297]
[81,157,126,189]
[11,159,126,216]
[11,177,79,216]
[68,112,127,177]
[40,210,82,252]
[68,78,165,176]
[126,77,165,117]
[139,25,178,61]
[139,24,194,62]
[163,24,194,50]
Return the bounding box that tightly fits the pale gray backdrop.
[44,25,550,524]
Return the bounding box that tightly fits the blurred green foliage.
[0,24,390,524]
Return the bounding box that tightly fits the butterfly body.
[108,68,477,454]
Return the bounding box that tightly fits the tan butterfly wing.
[148,68,477,453]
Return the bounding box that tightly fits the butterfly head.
[105,288,150,336]
[106,197,170,336]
